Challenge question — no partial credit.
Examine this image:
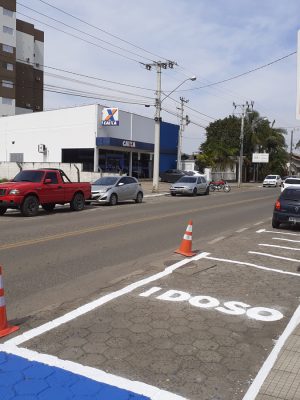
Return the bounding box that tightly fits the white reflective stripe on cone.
[0,276,2,289]
[0,296,5,307]
[183,234,192,240]
[186,225,193,232]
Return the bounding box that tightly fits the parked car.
[0,169,91,217]
[272,188,300,228]
[87,176,143,205]
[170,175,209,196]
[281,177,300,192]
[160,169,185,183]
[263,175,282,187]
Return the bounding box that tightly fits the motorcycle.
[209,179,231,192]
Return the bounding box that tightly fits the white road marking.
[249,251,300,263]
[5,252,210,346]
[257,229,300,236]
[272,237,300,243]
[236,227,248,233]
[0,344,187,400]
[242,305,300,400]
[204,256,300,277]
[208,236,225,244]
[259,243,300,251]
[253,221,264,226]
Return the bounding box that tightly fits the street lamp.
[152,75,196,193]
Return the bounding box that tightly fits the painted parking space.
[0,350,150,400]
[2,224,300,400]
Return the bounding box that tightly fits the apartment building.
[0,0,44,117]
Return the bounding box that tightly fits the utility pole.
[145,61,176,193]
[233,101,254,188]
[289,129,294,176]
[177,97,190,170]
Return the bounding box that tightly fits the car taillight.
[275,200,281,210]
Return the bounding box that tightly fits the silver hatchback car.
[88,176,143,205]
[170,175,209,196]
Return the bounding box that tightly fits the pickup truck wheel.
[70,192,85,211]
[42,203,55,212]
[109,193,118,206]
[0,207,7,215]
[21,195,39,217]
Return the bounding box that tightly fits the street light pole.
[177,97,189,170]
[289,129,294,176]
[152,63,162,193]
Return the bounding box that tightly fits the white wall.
[0,105,98,162]
[97,106,154,143]
[16,31,34,63]
[34,40,43,70]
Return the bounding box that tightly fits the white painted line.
[204,256,300,277]
[259,243,300,251]
[253,221,264,226]
[257,229,300,236]
[208,236,225,244]
[272,237,300,243]
[236,227,248,233]
[242,305,300,400]
[0,344,187,400]
[5,252,210,346]
[249,251,300,263]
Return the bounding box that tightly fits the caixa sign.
[139,287,284,322]
[122,140,136,148]
[102,108,119,126]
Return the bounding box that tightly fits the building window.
[2,44,13,53]
[2,98,13,105]
[3,8,14,17]
[2,80,13,88]
[3,26,13,35]
[2,62,13,71]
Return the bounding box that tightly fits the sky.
[18,0,300,153]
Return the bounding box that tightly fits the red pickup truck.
[0,169,91,217]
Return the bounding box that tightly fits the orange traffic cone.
[0,266,19,338]
[175,220,196,257]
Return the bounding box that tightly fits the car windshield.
[12,170,44,182]
[281,189,300,200]
[92,177,119,186]
[266,175,276,179]
[285,179,300,184]
[177,176,197,183]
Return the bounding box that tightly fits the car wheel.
[171,193,176,196]
[205,187,209,195]
[42,203,56,212]
[135,191,143,203]
[0,207,7,215]
[192,188,197,196]
[109,193,118,206]
[70,192,85,211]
[21,195,39,217]
[272,218,280,229]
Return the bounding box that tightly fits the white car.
[262,175,282,187]
[281,177,300,192]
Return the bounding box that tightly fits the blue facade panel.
[160,121,179,172]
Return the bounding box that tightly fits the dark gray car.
[87,176,143,205]
[160,169,185,183]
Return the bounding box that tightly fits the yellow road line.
[0,195,275,251]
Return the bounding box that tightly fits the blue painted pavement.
[0,352,150,400]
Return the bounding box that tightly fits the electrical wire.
[36,0,170,61]
[18,3,155,63]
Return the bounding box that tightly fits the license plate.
[289,217,300,223]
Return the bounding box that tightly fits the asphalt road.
[0,186,278,322]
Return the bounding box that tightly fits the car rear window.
[285,178,300,184]
[177,177,197,183]
[281,189,300,200]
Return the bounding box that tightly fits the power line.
[18,3,154,63]
[178,51,296,92]
[36,0,170,61]
[17,11,145,64]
